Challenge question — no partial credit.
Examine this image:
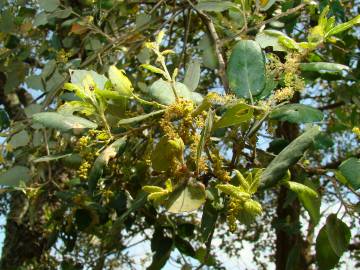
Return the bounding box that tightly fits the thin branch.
[318,101,345,111]
[186,0,229,93]
[223,3,307,44]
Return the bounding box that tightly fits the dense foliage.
[0,0,359,269]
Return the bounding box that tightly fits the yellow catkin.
[211,149,231,182]
[273,87,294,103]
[352,127,360,139]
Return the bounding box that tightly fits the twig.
[181,8,192,69]
[223,3,307,44]
[186,0,229,93]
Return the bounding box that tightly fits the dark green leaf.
[118,110,165,125]
[148,228,173,270]
[339,157,360,190]
[174,236,196,258]
[326,214,351,257]
[316,226,340,270]
[261,126,321,188]
[285,244,301,270]
[200,200,218,242]
[196,109,214,173]
[227,40,266,98]
[0,166,31,187]
[270,104,323,123]
[0,109,10,130]
[88,137,127,193]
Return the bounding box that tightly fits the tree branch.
[223,3,307,44]
[186,0,229,93]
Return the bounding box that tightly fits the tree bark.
[274,94,308,270]
[0,72,49,269]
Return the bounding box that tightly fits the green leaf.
[33,153,73,163]
[95,89,127,100]
[198,35,218,69]
[316,226,340,270]
[25,75,44,91]
[33,11,48,27]
[39,0,60,12]
[142,186,165,193]
[259,0,277,11]
[300,62,349,73]
[227,40,266,98]
[216,184,250,200]
[200,200,218,242]
[214,102,254,129]
[270,104,323,123]
[151,137,184,172]
[24,104,42,118]
[148,79,203,105]
[118,110,165,126]
[174,236,196,258]
[298,179,321,225]
[166,181,206,213]
[0,166,31,187]
[284,181,318,198]
[339,157,360,190]
[196,109,214,173]
[261,126,321,188]
[184,60,201,91]
[0,10,15,33]
[0,109,10,130]
[33,112,97,134]
[52,7,72,19]
[326,14,360,37]
[140,64,166,77]
[58,101,96,116]
[285,244,301,270]
[88,137,127,192]
[148,228,173,270]
[195,1,238,12]
[326,214,351,257]
[195,247,216,266]
[255,30,288,52]
[135,13,151,29]
[8,130,30,149]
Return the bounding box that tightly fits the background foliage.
[0,0,359,269]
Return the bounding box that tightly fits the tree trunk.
[0,72,49,269]
[274,94,308,270]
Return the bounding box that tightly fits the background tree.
[0,0,359,269]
